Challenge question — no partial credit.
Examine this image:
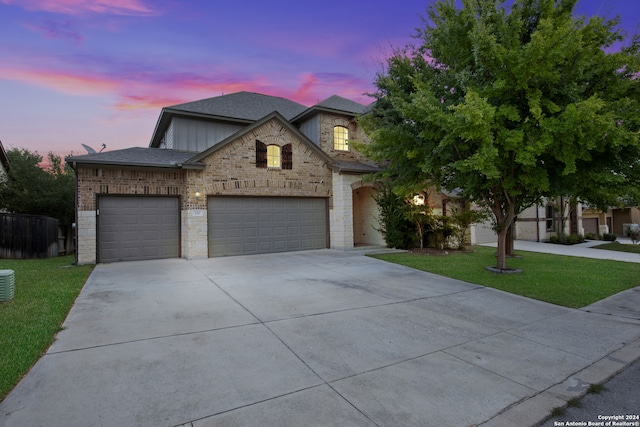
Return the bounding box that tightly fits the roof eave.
[67,158,204,170]
[292,105,360,123]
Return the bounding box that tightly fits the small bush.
[603,233,617,242]
[585,232,598,240]
[568,234,585,244]
[550,233,585,245]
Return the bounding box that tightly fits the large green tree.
[360,0,640,271]
[0,148,76,249]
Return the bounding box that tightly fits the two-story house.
[68,92,385,264]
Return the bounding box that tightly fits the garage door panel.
[208,197,327,257]
[98,196,179,263]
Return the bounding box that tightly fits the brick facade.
[76,167,185,211]
[189,117,333,210]
[73,97,386,264]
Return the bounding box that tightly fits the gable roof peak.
[166,91,308,121]
[313,95,368,114]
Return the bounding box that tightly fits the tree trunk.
[506,223,515,257]
[496,226,508,270]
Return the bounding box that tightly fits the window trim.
[333,125,349,151]
[267,145,281,169]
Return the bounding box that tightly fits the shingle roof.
[67,147,203,169]
[314,95,370,115]
[167,92,308,121]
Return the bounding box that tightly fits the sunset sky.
[1,0,638,157]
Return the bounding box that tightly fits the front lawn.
[0,255,93,401]
[371,246,640,309]
[592,243,640,254]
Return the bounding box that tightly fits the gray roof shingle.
[167,92,308,121]
[314,95,370,115]
[67,147,202,168]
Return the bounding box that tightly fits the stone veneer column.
[77,210,96,264]
[182,209,209,259]
[330,171,356,250]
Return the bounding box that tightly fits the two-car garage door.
[208,197,328,257]
[97,195,328,262]
[98,196,180,263]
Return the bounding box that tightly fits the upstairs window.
[267,145,281,168]
[333,126,349,151]
[256,141,292,169]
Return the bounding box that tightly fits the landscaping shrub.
[550,233,585,245]
[603,233,617,241]
[373,186,416,249]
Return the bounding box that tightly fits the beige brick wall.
[317,112,376,165]
[76,210,96,264]
[76,167,185,211]
[191,117,333,208]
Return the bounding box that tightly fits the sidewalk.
[479,238,640,263]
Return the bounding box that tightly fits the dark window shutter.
[282,144,292,170]
[256,140,267,168]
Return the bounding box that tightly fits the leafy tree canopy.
[359,0,640,270]
[0,148,76,229]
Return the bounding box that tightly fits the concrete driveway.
[1,249,639,426]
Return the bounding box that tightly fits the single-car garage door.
[98,196,180,263]
[208,197,327,257]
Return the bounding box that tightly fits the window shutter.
[282,144,292,170]
[256,140,267,168]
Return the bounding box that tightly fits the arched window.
[333,125,349,151]
[267,145,281,168]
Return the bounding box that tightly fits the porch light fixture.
[194,188,201,200]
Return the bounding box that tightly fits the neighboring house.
[471,198,582,244]
[67,92,386,264]
[582,205,640,237]
[474,197,640,243]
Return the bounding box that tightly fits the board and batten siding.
[167,117,245,152]
[297,116,320,146]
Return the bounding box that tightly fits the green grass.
[371,246,640,308]
[592,242,640,254]
[0,255,93,401]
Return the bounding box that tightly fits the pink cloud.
[0,65,119,95]
[0,0,158,16]
[286,72,373,105]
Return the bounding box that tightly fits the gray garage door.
[583,218,598,236]
[208,197,328,257]
[98,196,180,263]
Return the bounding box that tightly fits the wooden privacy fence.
[0,213,59,259]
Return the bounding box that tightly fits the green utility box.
[0,270,15,302]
